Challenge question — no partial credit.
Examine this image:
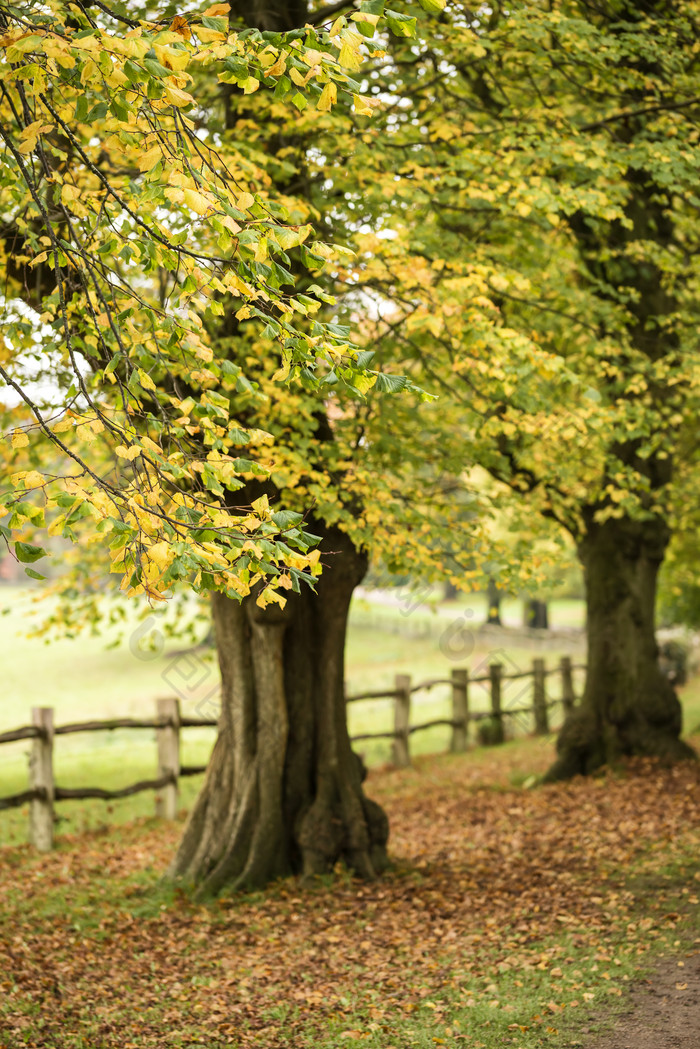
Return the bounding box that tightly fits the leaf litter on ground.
[0,737,698,1049]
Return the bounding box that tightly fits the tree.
[2,0,476,893]
[346,0,700,777]
[0,0,376,599]
[0,0,393,890]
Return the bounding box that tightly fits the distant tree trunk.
[546,516,696,781]
[524,599,549,630]
[486,578,502,625]
[443,580,459,601]
[169,526,388,895]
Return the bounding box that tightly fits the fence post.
[392,674,411,768]
[156,698,180,819]
[489,663,505,744]
[450,668,469,752]
[560,656,575,716]
[29,706,54,852]
[533,658,549,735]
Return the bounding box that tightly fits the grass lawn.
[0,732,698,1049]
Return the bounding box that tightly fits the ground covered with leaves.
[1,739,699,1049]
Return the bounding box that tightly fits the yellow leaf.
[143,585,168,601]
[148,540,173,570]
[195,25,226,42]
[170,16,191,39]
[353,93,375,116]
[266,55,286,77]
[338,41,362,71]
[164,84,195,107]
[351,11,380,26]
[354,372,377,394]
[115,445,141,461]
[138,144,163,171]
[22,470,45,489]
[183,188,214,215]
[53,416,75,434]
[154,43,190,72]
[235,191,255,211]
[317,82,337,112]
[11,429,29,449]
[61,184,80,206]
[137,368,157,391]
[48,514,66,538]
[110,37,149,59]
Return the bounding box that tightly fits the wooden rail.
[0,656,583,851]
[345,656,584,767]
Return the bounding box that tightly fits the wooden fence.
[0,656,581,852]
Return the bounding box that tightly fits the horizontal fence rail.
[0,657,584,852]
[345,657,584,765]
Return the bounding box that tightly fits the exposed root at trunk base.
[544,705,697,783]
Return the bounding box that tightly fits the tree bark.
[169,526,389,895]
[486,578,502,625]
[545,515,696,781]
[524,599,549,630]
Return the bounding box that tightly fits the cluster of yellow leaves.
[0,0,409,600]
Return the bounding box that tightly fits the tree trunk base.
[544,695,697,783]
[546,516,698,783]
[169,525,390,896]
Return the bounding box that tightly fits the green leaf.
[385,9,417,36]
[271,510,304,529]
[15,542,46,563]
[110,95,129,122]
[144,58,171,79]
[202,15,229,32]
[274,74,291,99]
[86,102,108,123]
[374,372,410,394]
[74,94,88,123]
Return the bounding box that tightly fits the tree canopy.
[2,0,699,890]
[0,0,442,608]
[352,0,700,775]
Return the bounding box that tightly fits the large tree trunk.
[545,516,696,781]
[169,526,389,895]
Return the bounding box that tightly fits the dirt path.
[582,951,700,1049]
